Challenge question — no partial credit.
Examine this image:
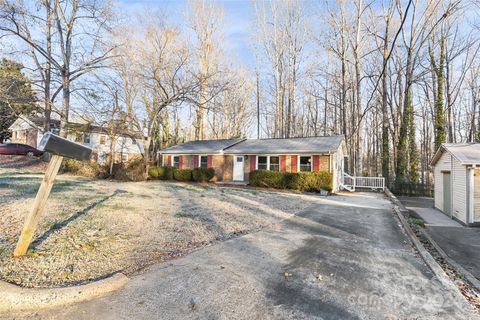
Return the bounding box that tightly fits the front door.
[233,156,244,181]
[443,172,452,217]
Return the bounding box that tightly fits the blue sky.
[118,0,257,67]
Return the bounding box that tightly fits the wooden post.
[13,155,64,257]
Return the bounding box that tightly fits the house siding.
[434,151,451,213]
[474,169,480,223]
[452,156,467,222]
[332,141,346,193]
[9,118,143,163]
[434,151,468,222]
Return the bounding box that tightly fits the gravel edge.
[418,227,480,292]
[0,272,128,313]
[384,188,478,317]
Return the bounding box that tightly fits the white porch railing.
[341,172,385,192]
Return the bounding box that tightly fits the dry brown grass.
[0,171,316,288]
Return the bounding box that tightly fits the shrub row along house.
[159,135,347,192]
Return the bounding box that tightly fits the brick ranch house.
[159,135,347,192]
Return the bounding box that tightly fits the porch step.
[340,184,355,192]
[216,181,248,186]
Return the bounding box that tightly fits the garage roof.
[224,135,345,154]
[159,138,244,154]
[431,143,480,166]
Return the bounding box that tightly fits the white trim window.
[256,155,279,171]
[257,156,268,170]
[299,156,312,172]
[269,156,280,171]
[173,156,180,168]
[99,135,106,145]
[199,155,208,168]
[83,132,91,144]
[121,153,129,162]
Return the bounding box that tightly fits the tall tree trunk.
[430,35,446,150]
[381,16,390,186]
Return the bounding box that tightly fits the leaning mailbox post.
[13,132,92,257]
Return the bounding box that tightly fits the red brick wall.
[291,155,298,172]
[250,155,256,172]
[312,155,320,172]
[179,155,184,169]
[319,155,330,172]
[207,155,213,168]
[193,155,199,168]
[280,155,287,172]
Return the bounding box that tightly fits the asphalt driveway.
[3,192,476,319]
[399,196,480,283]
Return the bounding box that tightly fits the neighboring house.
[8,116,143,163]
[431,143,480,226]
[159,135,347,192]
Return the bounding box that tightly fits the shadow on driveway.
[6,193,474,320]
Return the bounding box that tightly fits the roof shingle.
[225,136,344,154]
[432,143,480,166]
[159,139,244,154]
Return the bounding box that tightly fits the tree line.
[0,0,479,188]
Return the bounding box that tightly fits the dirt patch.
[0,171,317,288]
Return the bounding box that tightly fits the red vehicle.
[0,143,43,157]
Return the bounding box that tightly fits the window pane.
[200,156,208,168]
[269,156,279,171]
[300,156,311,172]
[173,156,180,168]
[258,156,267,170]
[83,133,91,144]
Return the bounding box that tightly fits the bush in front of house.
[159,166,175,180]
[61,158,106,178]
[292,171,333,192]
[173,169,193,181]
[249,170,284,188]
[192,167,215,182]
[148,166,175,180]
[249,170,333,193]
[148,166,159,179]
[112,156,145,181]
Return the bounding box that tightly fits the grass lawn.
[0,170,315,288]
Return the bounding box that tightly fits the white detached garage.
[431,143,480,226]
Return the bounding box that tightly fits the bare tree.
[0,0,116,137]
[187,0,224,140]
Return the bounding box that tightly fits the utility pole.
[256,69,260,139]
